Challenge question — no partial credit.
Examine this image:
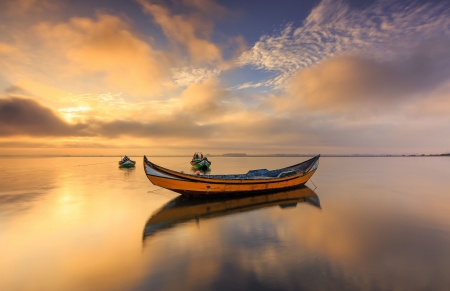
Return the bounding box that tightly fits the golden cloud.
[276,46,450,117]
[32,14,171,97]
[284,56,402,114]
[0,43,16,55]
[180,78,229,118]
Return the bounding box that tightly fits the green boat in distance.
[190,152,211,170]
[118,155,136,168]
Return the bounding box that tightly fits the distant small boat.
[118,155,136,168]
[144,155,320,197]
[143,186,320,241]
[190,152,211,170]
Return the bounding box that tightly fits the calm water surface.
[1,156,449,291]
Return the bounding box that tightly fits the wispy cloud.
[58,106,90,113]
[137,0,247,87]
[232,82,265,90]
[237,0,450,89]
[138,0,224,65]
[170,67,222,86]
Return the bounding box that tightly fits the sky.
[0,0,450,155]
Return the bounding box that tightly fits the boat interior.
[149,155,319,180]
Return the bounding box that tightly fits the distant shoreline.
[0,154,448,158]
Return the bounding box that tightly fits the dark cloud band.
[0,96,89,137]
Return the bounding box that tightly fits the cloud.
[237,0,450,89]
[31,14,171,97]
[405,81,450,117]
[92,79,233,138]
[0,0,240,99]
[2,0,61,15]
[0,79,259,148]
[1,0,449,155]
[1,74,448,154]
[95,116,216,139]
[0,95,212,140]
[1,92,447,153]
[179,78,230,118]
[234,82,265,90]
[0,82,225,140]
[170,67,222,86]
[0,43,16,55]
[0,95,206,148]
[0,96,88,136]
[260,38,450,117]
[181,0,226,16]
[168,36,247,87]
[3,85,28,94]
[138,0,224,65]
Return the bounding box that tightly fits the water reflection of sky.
[1,157,450,291]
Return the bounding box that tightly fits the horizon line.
[0,153,449,157]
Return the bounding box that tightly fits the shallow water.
[1,156,449,291]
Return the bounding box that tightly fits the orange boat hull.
[143,155,320,197]
[146,170,317,196]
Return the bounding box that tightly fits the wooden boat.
[143,154,320,197]
[118,155,136,168]
[190,152,211,169]
[143,186,320,241]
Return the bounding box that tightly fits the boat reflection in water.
[143,186,320,242]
